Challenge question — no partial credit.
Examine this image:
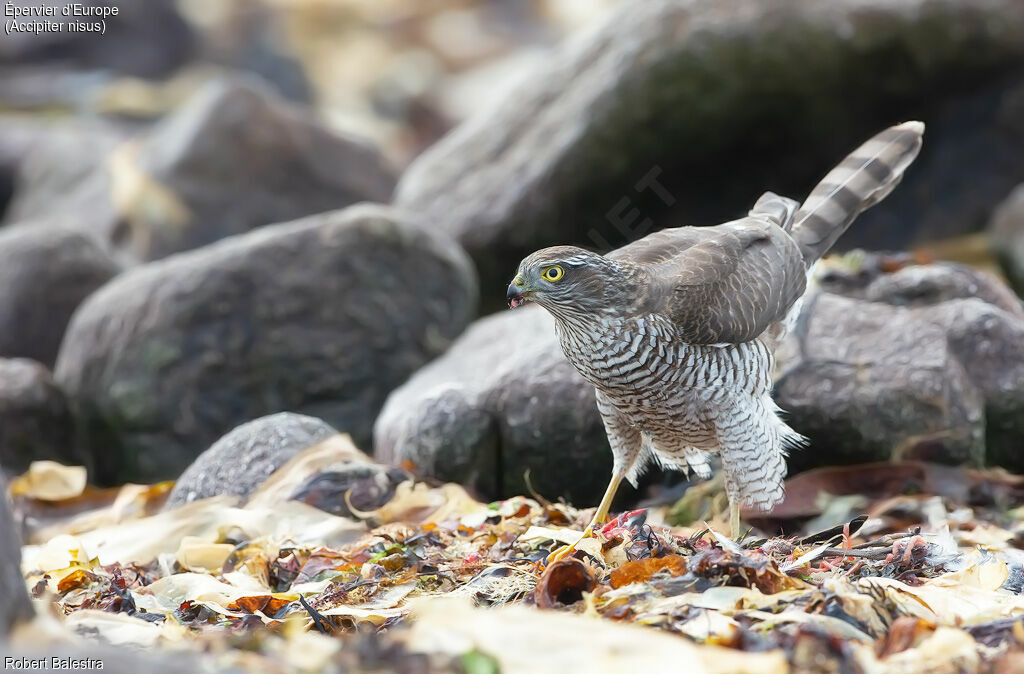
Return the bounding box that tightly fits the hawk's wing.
[608,121,925,345]
[610,218,806,344]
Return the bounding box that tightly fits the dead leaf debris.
[10,448,1024,673]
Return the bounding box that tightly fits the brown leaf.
[380,552,406,572]
[295,551,348,584]
[992,650,1024,674]
[534,558,596,608]
[760,461,1024,520]
[608,555,688,589]
[57,568,98,593]
[876,616,936,657]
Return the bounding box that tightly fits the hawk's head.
[507,246,627,316]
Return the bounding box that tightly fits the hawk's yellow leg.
[546,473,623,564]
[729,501,742,541]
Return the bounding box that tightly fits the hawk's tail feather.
[791,121,924,268]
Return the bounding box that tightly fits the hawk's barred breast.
[553,308,789,509]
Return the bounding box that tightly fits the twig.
[799,515,868,545]
[819,547,891,560]
[298,595,331,634]
[523,469,553,508]
[850,528,920,550]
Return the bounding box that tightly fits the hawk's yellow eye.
[542,265,565,282]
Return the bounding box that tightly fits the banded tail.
[790,121,924,267]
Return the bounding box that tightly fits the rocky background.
[1,0,1024,514]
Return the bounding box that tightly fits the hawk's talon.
[729,502,743,542]
[546,526,597,565]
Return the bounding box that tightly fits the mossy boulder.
[55,205,477,484]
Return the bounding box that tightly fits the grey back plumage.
[611,121,924,345]
[611,221,806,344]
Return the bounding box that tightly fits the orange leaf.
[609,555,688,589]
[57,568,98,593]
[876,616,936,657]
[228,595,291,615]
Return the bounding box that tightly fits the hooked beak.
[507,275,528,308]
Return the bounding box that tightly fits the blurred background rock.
[0,0,1023,509]
[0,0,621,165]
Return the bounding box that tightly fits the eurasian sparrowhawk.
[506,122,924,554]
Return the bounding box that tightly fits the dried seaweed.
[11,449,1024,673]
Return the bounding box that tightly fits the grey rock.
[395,0,1024,307]
[0,120,66,217]
[990,184,1024,295]
[3,121,129,229]
[289,463,410,519]
[0,1,195,79]
[167,412,409,518]
[938,299,1024,470]
[814,253,1024,316]
[6,78,396,264]
[775,293,987,472]
[166,413,337,508]
[864,264,1024,317]
[0,67,117,114]
[0,359,76,475]
[0,118,128,220]
[381,387,499,494]
[196,3,313,103]
[776,262,1024,473]
[55,204,477,485]
[0,226,120,368]
[0,476,33,636]
[887,72,1024,250]
[375,306,612,504]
